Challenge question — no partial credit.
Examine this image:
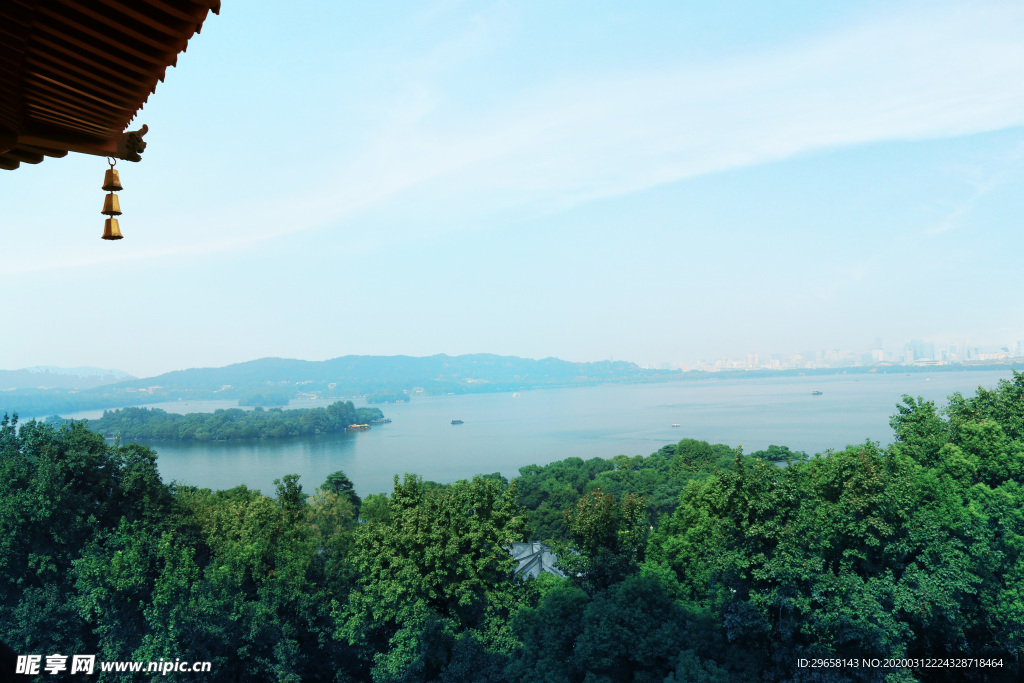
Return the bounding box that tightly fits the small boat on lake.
[451,419,464,425]
[811,390,823,395]
[671,423,680,427]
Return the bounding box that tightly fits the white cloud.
[419,3,1024,204]
[923,140,1024,236]
[282,2,1024,239]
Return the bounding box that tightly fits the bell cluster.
[101,162,124,240]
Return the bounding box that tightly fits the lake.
[64,369,1017,497]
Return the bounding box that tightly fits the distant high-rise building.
[910,340,934,361]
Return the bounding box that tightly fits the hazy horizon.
[4,1,1024,377]
[4,338,1022,386]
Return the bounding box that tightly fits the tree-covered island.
[75,400,384,441]
[2,373,1023,680]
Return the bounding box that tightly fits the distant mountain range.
[0,354,672,417]
[0,366,134,391]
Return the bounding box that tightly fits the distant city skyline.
[654,335,1024,373]
[4,2,1024,378]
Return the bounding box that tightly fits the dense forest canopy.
[2,372,1023,681]
[64,401,384,441]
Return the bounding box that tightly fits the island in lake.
[59,400,384,441]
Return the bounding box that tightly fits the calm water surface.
[66,370,1016,497]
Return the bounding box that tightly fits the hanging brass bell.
[102,168,123,192]
[102,192,122,216]
[102,218,123,240]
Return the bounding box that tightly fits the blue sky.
[3,0,1024,377]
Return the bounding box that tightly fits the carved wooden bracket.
[116,124,149,162]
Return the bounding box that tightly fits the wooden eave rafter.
[0,0,221,171]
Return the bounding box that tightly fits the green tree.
[559,488,648,593]
[324,469,362,514]
[339,474,525,680]
[507,581,588,682]
[889,395,946,467]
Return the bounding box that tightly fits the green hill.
[1,354,671,417]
